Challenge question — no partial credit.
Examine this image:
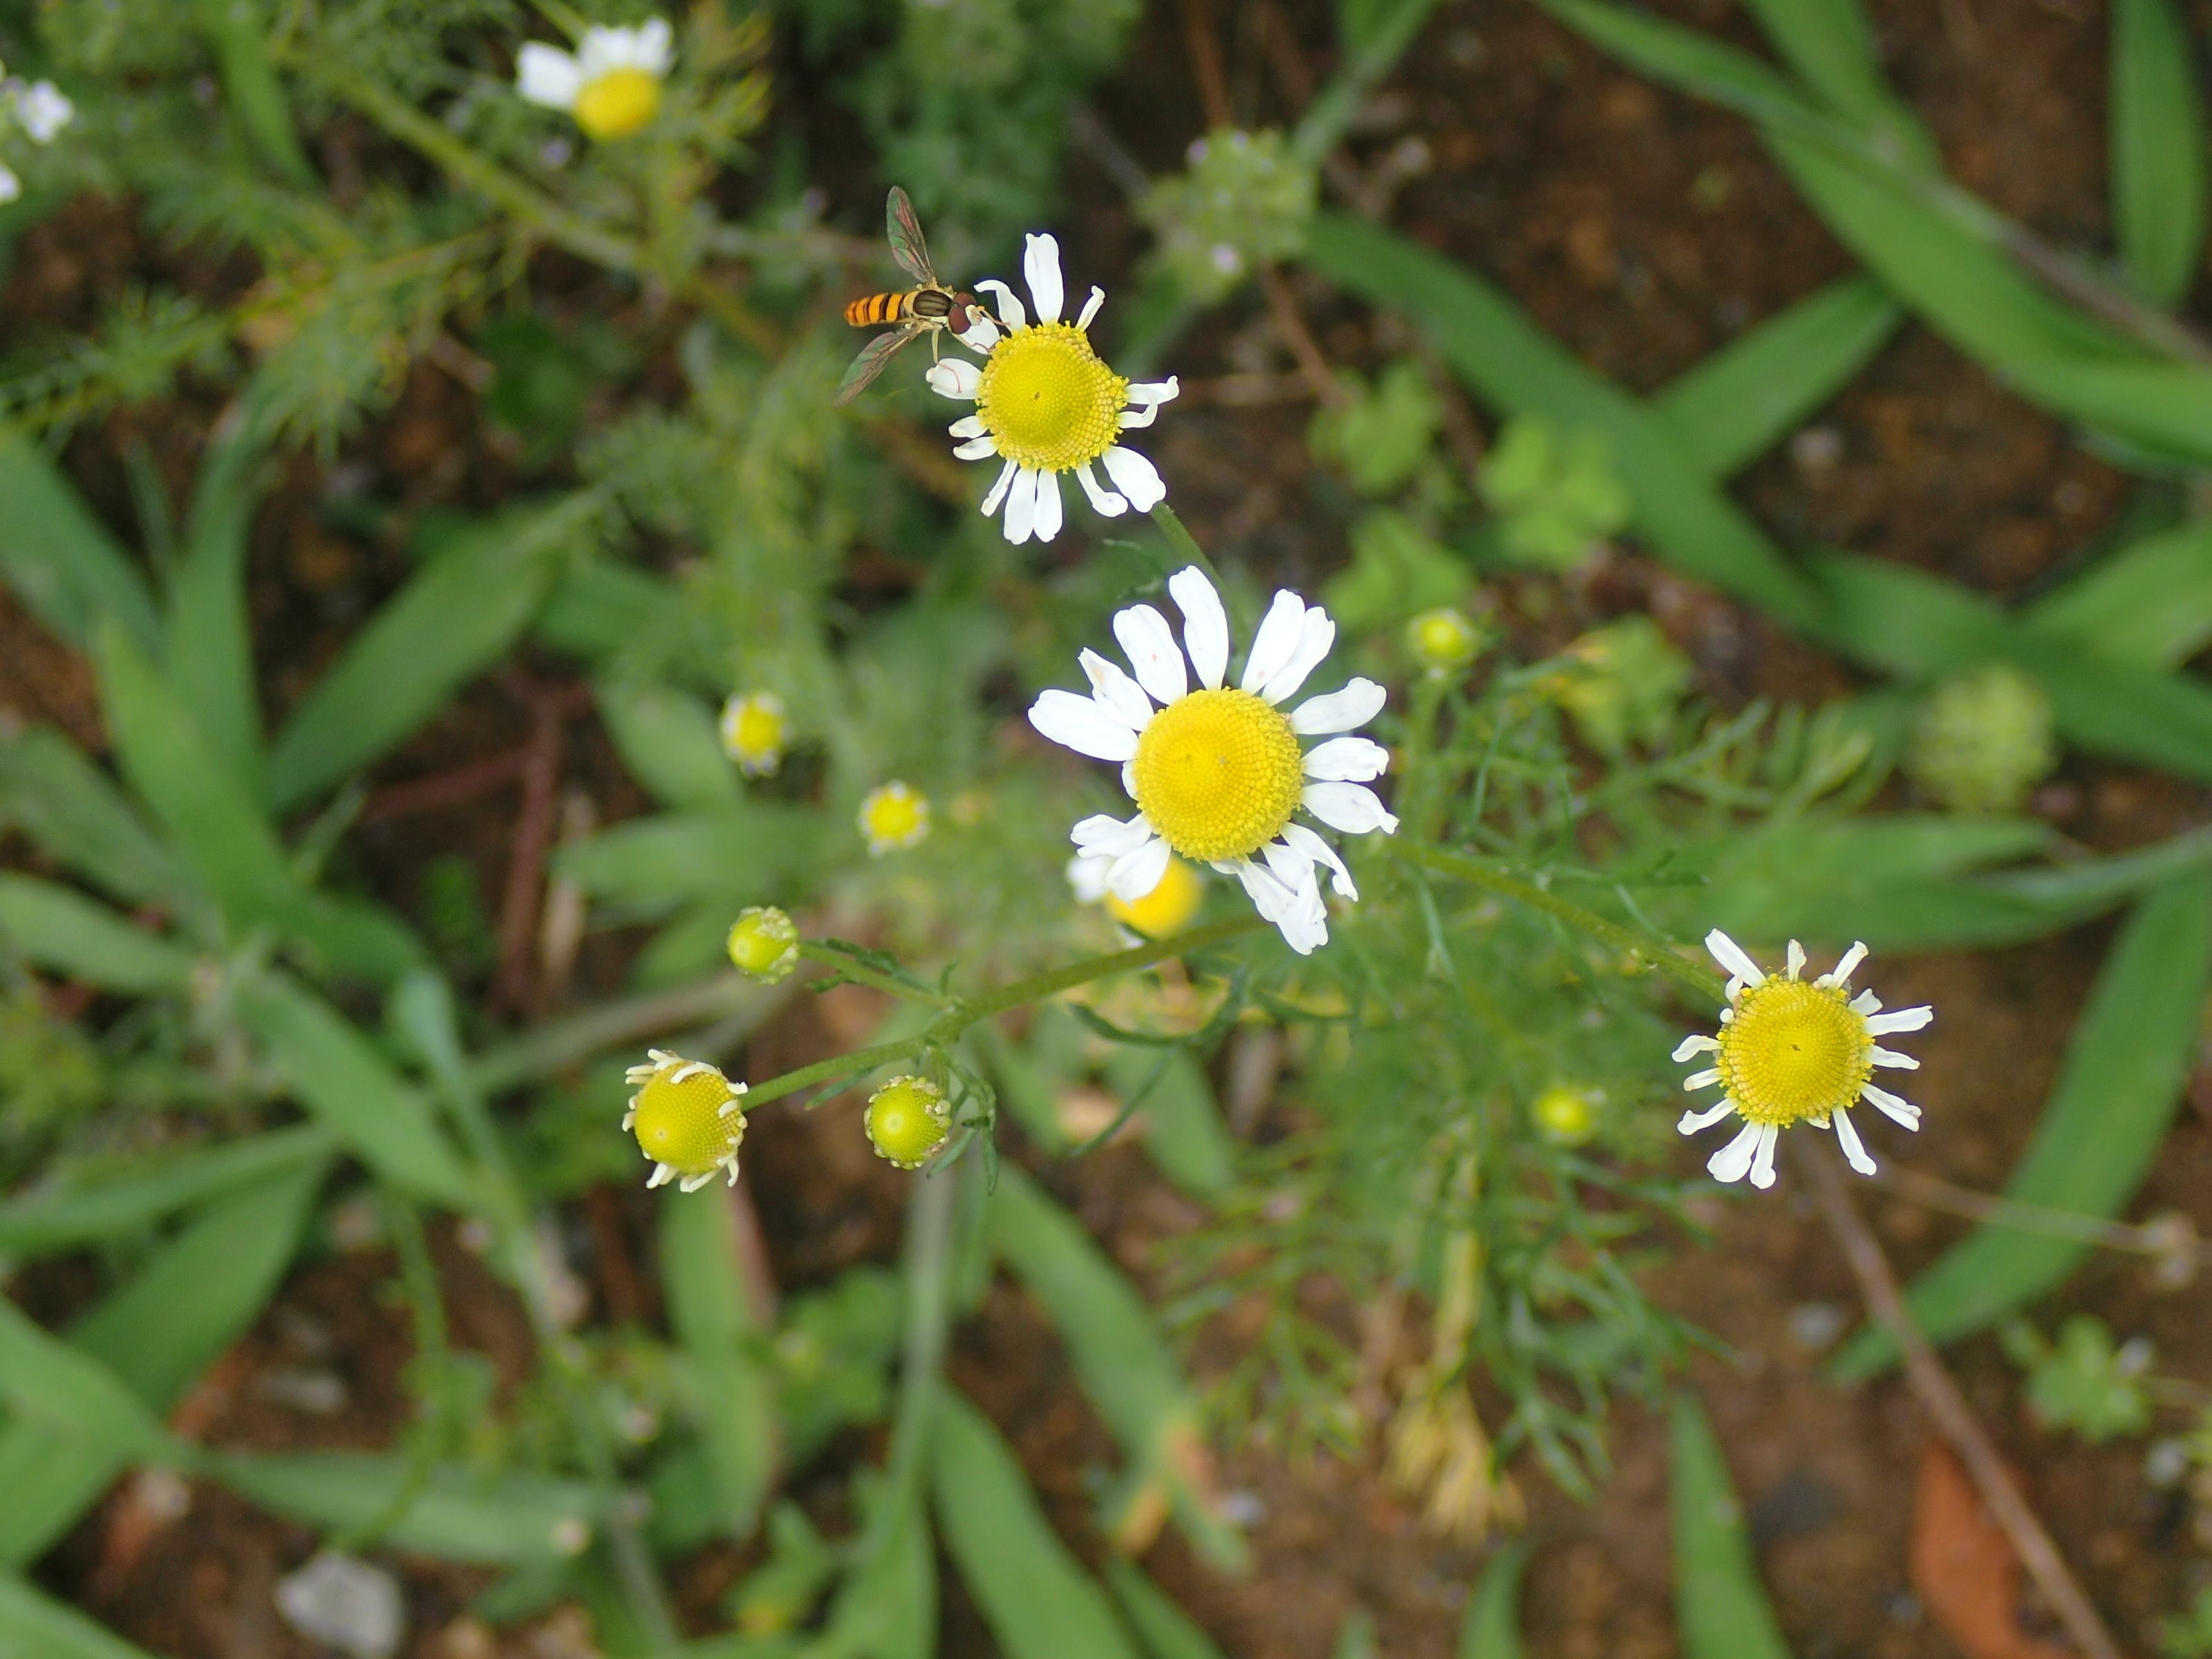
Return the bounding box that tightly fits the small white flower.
[12,81,73,145]
[0,165,19,206]
[719,691,788,778]
[1674,931,1933,1190]
[926,232,1179,545]
[858,781,930,856]
[1029,565,1395,955]
[516,21,673,141]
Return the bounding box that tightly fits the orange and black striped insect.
[836,187,990,404]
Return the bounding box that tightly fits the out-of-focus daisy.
[926,233,1178,545]
[1029,565,1395,955]
[517,21,673,141]
[623,1048,746,1192]
[1068,849,1204,939]
[719,691,787,777]
[858,781,930,856]
[1675,931,1932,1190]
[10,80,72,144]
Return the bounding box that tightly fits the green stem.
[1386,841,1727,1003]
[859,1161,957,1560]
[1147,503,1228,592]
[796,941,955,1007]
[741,1036,930,1109]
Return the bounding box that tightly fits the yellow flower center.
[1715,977,1872,1127]
[1131,688,1304,863]
[860,784,929,852]
[722,695,787,773]
[632,1063,744,1179]
[975,323,1128,474]
[1531,1084,1597,1145]
[1105,855,1203,937]
[867,1077,950,1169]
[575,67,662,140]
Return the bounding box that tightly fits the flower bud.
[1907,664,2056,815]
[1531,1084,1600,1146]
[865,1075,950,1170]
[1406,607,1483,676]
[727,906,799,984]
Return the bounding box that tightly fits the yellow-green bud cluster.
[1138,127,1317,302]
[727,906,800,984]
[1406,607,1484,676]
[865,1075,951,1170]
[1907,664,2057,816]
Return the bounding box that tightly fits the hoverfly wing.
[885,186,936,287]
[836,326,919,405]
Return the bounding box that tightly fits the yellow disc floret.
[858,781,930,855]
[1714,977,1872,1127]
[1107,856,1204,938]
[623,1049,747,1190]
[975,323,1129,474]
[1130,688,1305,862]
[866,1076,950,1170]
[727,906,799,984]
[721,691,789,778]
[574,66,662,139]
[1531,1084,1599,1146]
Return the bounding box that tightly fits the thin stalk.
[863,1160,958,1558]
[1871,1165,2211,1267]
[1148,503,1229,593]
[797,941,955,1008]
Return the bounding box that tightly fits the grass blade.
[597,680,740,812]
[1458,1541,1530,1659]
[164,418,268,791]
[930,1388,1141,1659]
[1670,1394,1793,1659]
[2026,519,2212,668]
[1736,0,1935,164]
[263,497,592,812]
[1100,1047,1237,1199]
[1103,1558,1227,1659]
[0,435,158,652]
[534,559,680,663]
[659,1188,776,1539]
[1831,871,2212,1377]
[209,1452,603,1564]
[196,0,316,186]
[0,874,196,992]
[0,726,175,905]
[2112,0,2209,306]
[0,1577,161,1659]
[0,1297,177,1467]
[0,1125,333,1255]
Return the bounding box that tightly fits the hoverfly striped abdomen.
[837,189,991,405]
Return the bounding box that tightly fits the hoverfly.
[836,187,991,405]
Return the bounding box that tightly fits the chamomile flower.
[1068,849,1205,939]
[10,80,72,144]
[858,781,930,856]
[720,691,788,777]
[517,21,673,141]
[926,233,1179,545]
[1675,931,1933,1190]
[1029,565,1396,955]
[623,1048,747,1192]
[865,1076,951,1170]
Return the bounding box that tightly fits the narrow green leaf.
[597,681,739,812]
[1736,0,1936,165]
[1458,1541,1530,1659]
[196,0,317,187]
[165,420,268,791]
[0,1125,333,1255]
[264,498,590,812]
[0,1164,324,1568]
[1671,1394,1793,1659]
[1833,872,2212,1377]
[0,1299,177,1467]
[1100,1047,1236,1199]
[2026,519,2212,669]
[1653,277,1901,479]
[555,805,821,912]
[0,875,195,992]
[2112,0,2209,306]
[930,1389,1141,1659]
[0,1577,161,1659]
[0,435,158,652]
[234,975,476,1207]
[1103,1559,1228,1659]
[659,1189,776,1539]
[209,1452,603,1563]
[533,559,679,663]
[0,726,174,905]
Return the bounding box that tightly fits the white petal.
[1852,989,1882,1015]
[1681,1069,1721,1090]
[1071,813,1157,858]
[517,44,584,108]
[1114,604,1188,706]
[976,279,1027,331]
[1168,566,1230,691]
[1678,1100,1735,1134]
[1241,590,1309,693]
[1260,608,1337,704]
[957,312,1001,350]
[1707,1121,1763,1183]
[1029,689,1139,760]
[1076,285,1105,331]
[17,83,73,144]
[1280,822,1357,899]
[949,415,988,440]
[981,458,1019,517]
[1031,469,1065,543]
[1868,1047,1918,1070]
[1127,377,1180,405]
[1235,859,1327,955]
[953,435,997,460]
[1259,836,1315,896]
[1705,930,1766,987]
[1121,760,1138,798]
[1860,1085,1920,1130]
[1864,1006,1933,1036]
[1300,782,1398,836]
[1302,736,1389,782]
[1120,400,1164,431]
[1748,1124,1780,1189]
[1076,462,1128,516]
[646,1162,675,1189]
[1067,854,1113,903]
[1820,941,1869,986]
[1671,1034,1721,1061]
[1003,466,1040,545]
[632,18,675,71]
[0,166,19,205]
[1785,940,1806,979]
[1078,648,1154,731]
[1107,835,1171,903]
[1832,1107,1877,1176]
[1290,677,1386,735]
[1024,234,1065,324]
[928,357,982,400]
[1099,445,1167,512]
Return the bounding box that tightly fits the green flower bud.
[865,1076,950,1170]
[727,906,799,984]
[1406,606,1483,676]
[1908,665,2057,815]
[1531,1084,1600,1147]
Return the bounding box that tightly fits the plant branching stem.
[796,941,955,1007]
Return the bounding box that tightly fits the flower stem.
[796,941,955,1007]
[1147,502,1228,592]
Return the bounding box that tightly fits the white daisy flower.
[719,690,788,778]
[516,21,673,142]
[1028,565,1396,955]
[11,81,72,145]
[858,780,930,856]
[1674,931,1933,1190]
[925,232,1179,546]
